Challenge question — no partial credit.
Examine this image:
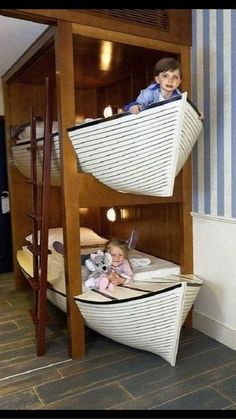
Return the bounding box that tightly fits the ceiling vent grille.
[87,9,169,31]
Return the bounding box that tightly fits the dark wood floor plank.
[0,350,70,380]
[111,361,236,410]
[0,388,42,409]
[0,325,35,345]
[35,351,166,404]
[41,382,132,410]
[179,327,205,343]
[212,374,236,402]
[0,301,11,309]
[118,345,236,398]
[226,403,236,409]
[152,387,231,410]
[177,333,222,360]
[0,320,19,334]
[0,336,68,367]
[0,369,61,398]
[59,348,140,378]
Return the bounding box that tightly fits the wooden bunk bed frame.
[1,9,193,358]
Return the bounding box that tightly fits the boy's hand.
[130,105,142,114]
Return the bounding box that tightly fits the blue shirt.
[124,83,181,112]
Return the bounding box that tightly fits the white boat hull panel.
[74,276,203,366]
[68,92,203,196]
[11,93,203,197]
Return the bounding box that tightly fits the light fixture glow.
[103,105,113,118]
[79,208,89,215]
[120,208,129,219]
[106,207,116,222]
[100,41,112,71]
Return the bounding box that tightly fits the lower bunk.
[16,227,202,366]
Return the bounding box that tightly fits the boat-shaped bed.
[11,92,203,197]
[74,275,203,366]
[16,234,202,366]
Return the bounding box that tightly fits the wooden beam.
[179,45,193,275]
[0,9,191,46]
[72,22,183,53]
[55,20,85,358]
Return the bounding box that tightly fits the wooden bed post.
[179,45,193,275]
[179,45,193,328]
[55,20,85,358]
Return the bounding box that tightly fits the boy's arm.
[124,88,153,113]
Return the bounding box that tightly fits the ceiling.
[0,15,48,77]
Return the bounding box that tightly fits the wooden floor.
[0,272,236,413]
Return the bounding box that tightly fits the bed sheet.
[17,245,180,296]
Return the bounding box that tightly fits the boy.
[124,57,182,114]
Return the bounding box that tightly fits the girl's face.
[108,245,125,267]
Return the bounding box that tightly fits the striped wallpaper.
[191,9,236,219]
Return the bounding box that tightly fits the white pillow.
[25,227,63,251]
[80,227,107,246]
[16,121,58,142]
[25,227,107,250]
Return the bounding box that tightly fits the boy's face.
[155,69,182,95]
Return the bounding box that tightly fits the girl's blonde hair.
[104,238,129,258]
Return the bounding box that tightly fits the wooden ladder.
[27,77,53,356]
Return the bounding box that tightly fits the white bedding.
[17,245,180,293]
[17,226,180,312]
[129,249,180,280]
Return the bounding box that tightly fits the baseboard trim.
[193,311,236,351]
[191,212,236,224]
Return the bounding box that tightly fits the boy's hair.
[154,57,182,77]
[104,238,129,258]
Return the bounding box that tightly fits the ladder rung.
[27,244,41,256]
[26,145,43,151]
[27,213,42,222]
[26,276,39,290]
[29,308,54,326]
[27,179,41,185]
[27,244,52,255]
[29,308,38,324]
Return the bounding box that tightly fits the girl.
[104,238,133,286]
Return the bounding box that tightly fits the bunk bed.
[2,9,201,364]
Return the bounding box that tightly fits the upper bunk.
[11,93,202,198]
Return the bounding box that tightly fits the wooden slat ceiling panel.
[85,9,168,31]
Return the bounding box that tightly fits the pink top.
[111,259,133,283]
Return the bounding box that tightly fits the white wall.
[192,214,236,350]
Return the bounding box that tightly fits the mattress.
[17,245,180,312]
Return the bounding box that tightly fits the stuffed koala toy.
[84,249,113,291]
